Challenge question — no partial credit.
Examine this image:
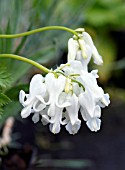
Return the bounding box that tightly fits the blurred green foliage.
[0,0,125,123]
[85,0,125,28]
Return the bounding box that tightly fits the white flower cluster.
[19,29,110,134]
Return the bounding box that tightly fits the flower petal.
[67,38,79,62]
[76,49,92,71]
[21,106,32,118]
[19,90,26,106]
[94,105,101,118]
[83,32,103,65]
[80,107,90,121]
[45,73,66,105]
[32,113,40,123]
[79,89,95,118]
[48,103,55,117]
[86,118,101,132]
[66,120,81,135]
[98,93,110,108]
[30,74,46,96]
[41,114,50,125]
[66,94,80,125]
[49,107,63,134]
[33,100,46,112]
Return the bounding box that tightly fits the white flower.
[68,38,92,71]
[19,74,46,118]
[82,32,103,65]
[64,93,81,134]
[79,88,101,132]
[42,92,71,134]
[19,29,110,135]
[48,92,71,134]
[49,106,64,134]
[67,38,79,61]
[67,31,103,68]
[79,70,110,108]
[44,73,70,117]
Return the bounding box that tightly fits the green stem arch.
[0,26,78,38]
[0,54,50,73]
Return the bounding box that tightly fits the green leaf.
[0,68,11,89]
[0,93,10,107]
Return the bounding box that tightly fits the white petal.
[69,60,83,74]
[57,92,71,108]
[33,100,46,112]
[80,107,90,121]
[30,74,46,96]
[92,45,103,65]
[45,73,66,105]
[66,94,80,125]
[49,123,60,134]
[76,49,92,71]
[86,118,101,132]
[62,60,83,74]
[19,90,26,106]
[41,115,50,125]
[66,120,81,135]
[67,38,79,62]
[21,106,31,118]
[48,103,55,117]
[72,82,83,96]
[99,93,110,108]
[79,89,95,118]
[49,107,63,134]
[91,70,99,78]
[36,95,47,105]
[83,32,103,65]
[32,113,40,123]
[94,105,101,118]
[80,70,107,101]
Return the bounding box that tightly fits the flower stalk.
[0,26,78,38]
[0,54,50,73]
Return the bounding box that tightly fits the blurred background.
[0,0,125,169]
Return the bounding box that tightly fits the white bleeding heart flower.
[19,28,110,135]
[82,32,103,65]
[79,88,101,132]
[44,73,70,117]
[67,38,79,61]
[65,93,81,134]
[67,31,103,69]
[79,70,110,108]
[19,74,47,119]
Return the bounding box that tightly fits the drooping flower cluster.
[19,29,110,134]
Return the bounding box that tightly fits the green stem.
[0,26,78,38]
[0,54,50,73]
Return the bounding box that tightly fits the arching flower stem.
[0,54,50,73]
[0,26,78,38]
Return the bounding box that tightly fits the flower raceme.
[19,29,110,134]
[19,62,110,134]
